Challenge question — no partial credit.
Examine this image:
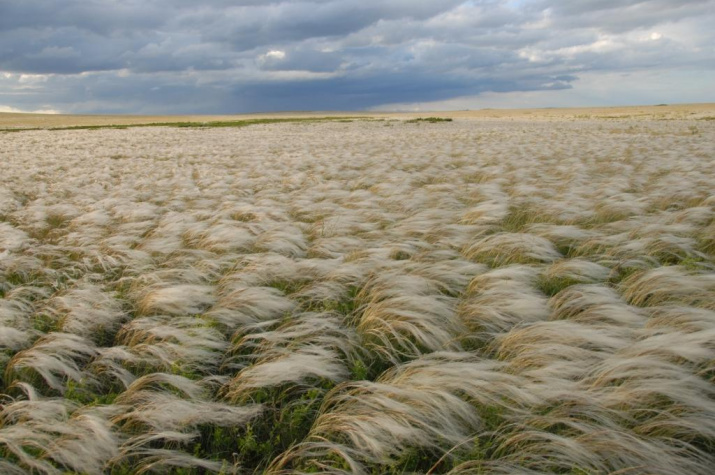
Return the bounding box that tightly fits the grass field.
[1,105,714,474]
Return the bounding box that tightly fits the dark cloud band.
[0,0,713,113]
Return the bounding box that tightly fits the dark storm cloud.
[0,0,165,32]
[230,70,575,112]
[0,27,138,74]
[0,0,713,113]
[202,0,465,50]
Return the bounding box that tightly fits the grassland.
[1,104,714,474]
[1,103,713,129]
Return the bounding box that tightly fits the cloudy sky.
[1,0,714,114]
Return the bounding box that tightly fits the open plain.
[1,105,715,474]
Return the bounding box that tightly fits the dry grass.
[1,108,714,473]
[2,103,713,129]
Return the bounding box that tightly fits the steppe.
[1,102,714,129]
[1,103,714,474]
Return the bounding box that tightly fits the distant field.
[2,102,714,129]
[0,111,367,130]
[1,109,714,474]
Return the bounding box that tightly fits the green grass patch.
[405,117,453,124]
[0,127,42,133]
[537,275,581,297]
[65,380,119,406]
[31,313,59,333]
[0,117,368,133]
[227,386,328,472]
[501,204,545,233]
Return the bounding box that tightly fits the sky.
[1,0,714,114]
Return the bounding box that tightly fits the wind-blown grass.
[1,116,714,473]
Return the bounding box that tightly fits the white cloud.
[0,105,60,114]
[18,74,51,84]
[265,50,286,60]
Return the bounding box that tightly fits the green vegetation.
[537,275,582,297]
[405,117,453,123]
[0,116,366,133]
